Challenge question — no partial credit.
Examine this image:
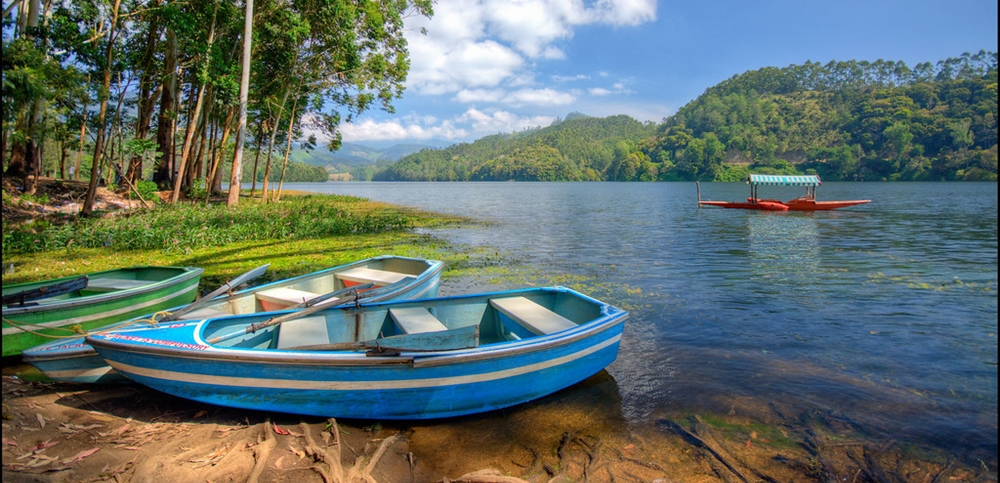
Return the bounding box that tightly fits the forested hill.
[374,52,997,182]
[373,114,658,181]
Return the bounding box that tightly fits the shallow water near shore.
[288,181,998,479]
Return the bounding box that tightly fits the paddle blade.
[227,263,271,289]
[161,264,270,322]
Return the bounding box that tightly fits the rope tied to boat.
[2,317,91,339]
[2,309,175,340]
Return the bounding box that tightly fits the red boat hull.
[700,198,871,211]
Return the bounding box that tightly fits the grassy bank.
[1,192,474,288]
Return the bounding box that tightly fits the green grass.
[2,194,456,257]
[1,193,472,287]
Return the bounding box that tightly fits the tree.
[227,0,254,207]
[82,0,123,216]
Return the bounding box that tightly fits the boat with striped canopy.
[85,286,627,419]
[23,256,443,383]
[3,266,203,356]
[698,174,871,211]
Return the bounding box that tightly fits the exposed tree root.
[246,420,277,483]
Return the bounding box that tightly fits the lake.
[286,180,998,476]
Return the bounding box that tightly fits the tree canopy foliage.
[2,0,432,207]
[374,114,658,181]
[375,52,997,182]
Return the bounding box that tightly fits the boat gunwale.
[85,288,627,368]
[22,256,442,360]
[227,255,443,299]
[2,266,203,315]
[87,312,624,367]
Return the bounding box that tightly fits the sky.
[335,0,999,147]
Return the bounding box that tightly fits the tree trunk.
[82,0,121,216]
[227,0,253,207]
[249,126,264,195]
[208,106,235,196]
[153,28,178,188]
[275,91,301,202]
[125,14,164,185]
[4,0,41,181]
[171,81,209,202]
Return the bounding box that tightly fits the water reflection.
[288,181,997,479]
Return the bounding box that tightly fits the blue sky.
[336,0,998,146]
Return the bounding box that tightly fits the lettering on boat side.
[34,342,88,352]
[102,333,207,351]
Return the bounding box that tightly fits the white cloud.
[404,0,657,95]
[455,87,575,107]
[504,88,575,106]
[593,0,657,26]
[589,87,613,96]
[453,89,505,103]
[338,108,560,143]
[339,118,468,142]
[553,74,590,82]
[459,107,557,133]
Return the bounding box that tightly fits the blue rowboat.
[3,266,203,356]
[85,287,627,419]
[23,256,443,384]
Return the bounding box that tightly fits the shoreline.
[3,181,995,482]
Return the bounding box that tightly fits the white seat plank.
[337,267,410,286]
[389,307,447,334]
[490,297,577,335]
[256,287,321,306]
[85,278,150,291]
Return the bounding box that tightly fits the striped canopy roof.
[747,174,821,186]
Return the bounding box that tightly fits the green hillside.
[373,114,658,181]
[290,142,444,180]
[374,52,997,182]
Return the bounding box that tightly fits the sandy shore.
[2,370,675,483]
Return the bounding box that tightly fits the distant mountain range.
[289,141,453,173]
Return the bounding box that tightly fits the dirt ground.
[1,371,679,483]
[2,177,148,223]
[1,373,444,483]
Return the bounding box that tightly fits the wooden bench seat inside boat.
[256,287,321,311]
[389,307,447,334]
[84,278,151,292]
[276,316,329,349]
[336,267,409,287]
[490,297,577,335]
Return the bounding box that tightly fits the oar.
[206,289,363,345]
[286,283,375,309]
[158,263,270,322]
[2,276,89,306]
[284,324,480,354]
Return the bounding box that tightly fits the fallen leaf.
[61,447,100,465]
[193,409,208,418]
[35,413,45,428]
[27,441,58,452]
[2,437,17,447]
[273,424,290,436]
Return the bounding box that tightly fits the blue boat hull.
[24,256,443,384]
[87,287,628,419]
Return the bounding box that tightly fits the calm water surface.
[288,181,998,463]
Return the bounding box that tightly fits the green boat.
[2,266,203,356]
